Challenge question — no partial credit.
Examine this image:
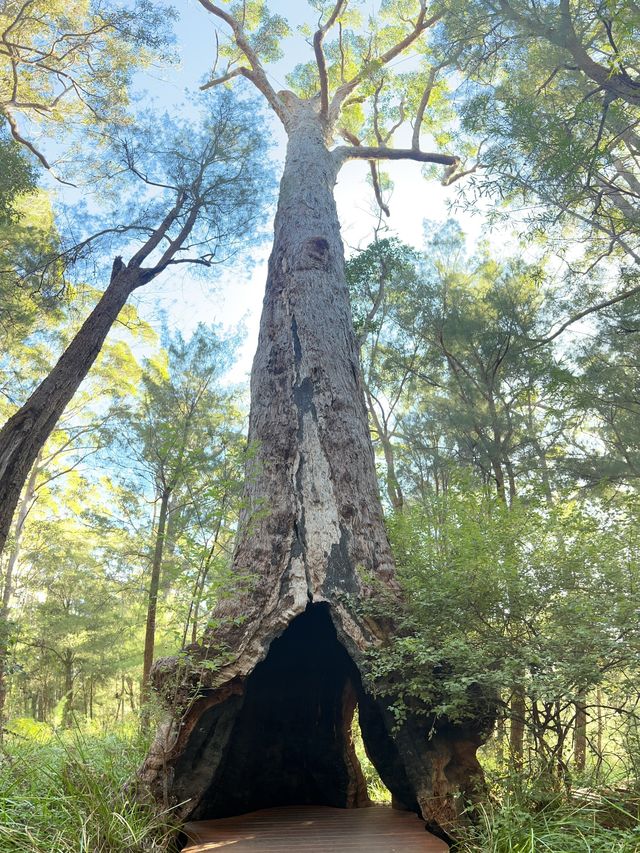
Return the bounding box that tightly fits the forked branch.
[196,0,288,123]
[329,1,441,121]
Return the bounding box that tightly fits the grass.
[0,721,179,852]
[457,773,640,852]
[4,718,640,852]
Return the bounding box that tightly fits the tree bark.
[62,648,74,728]
[574,695,587,773]
[0,261,138,559]
[0,449,41,736]
[510,688,526,770]
[141,486,171,708]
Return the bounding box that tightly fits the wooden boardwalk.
[183,804,448,851]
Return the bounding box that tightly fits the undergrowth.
[0,720,179,852]
[457,772,640,852]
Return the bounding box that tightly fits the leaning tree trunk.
[0,260,137,558]
[140,99,491,842]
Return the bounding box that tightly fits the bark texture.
[141,98,490,842]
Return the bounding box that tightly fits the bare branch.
[412,66,438,150]
[339,127,390,216]
[335,144,458,167]
[196,0,289,123]
[528,282,640,349]
[313,0,348,117]
[370,161,390,216]
[4,108,50,169]
[201,66,247,90]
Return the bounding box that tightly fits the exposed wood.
[183,805,448,852]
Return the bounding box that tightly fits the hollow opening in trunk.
[351,707,393,804]
[194,602,374,819]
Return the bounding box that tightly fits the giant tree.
[0,91,271,558]
[141,2,489,841]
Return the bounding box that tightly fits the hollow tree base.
[141,604,490,843]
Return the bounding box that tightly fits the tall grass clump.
[0,721,179,852]
[457,772,640,852]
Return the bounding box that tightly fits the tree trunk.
[0,260,137,559]
[595,687,603,777]
[491,457,507,503]
[62,649,74,728]
[0,449,41,736]
[140,98,490,842]
[141,486,171,708]
[574,695,587,773]
[495,693,505,768]
[510,688,526,770]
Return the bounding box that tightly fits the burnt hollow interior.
[192,603,368,818]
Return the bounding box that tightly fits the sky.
[120,0,496,382]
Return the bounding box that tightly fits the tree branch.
[329,2,441,120]
[4,108,50,169]
[201,66,248,90]
[529,282,640,348]
[412,66,438,150]
[335,144,458,167]
[313,0,348,117]
[196,0,289,123]
[128,192,186,268]
[339,128,390,215]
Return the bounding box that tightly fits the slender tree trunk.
[505,457,517,506]
[495,692,505,768]
[595,687,603,777]
[62,649,74,728]
[380,435,404,511]
[491,457,507,503]
[126,676,136,713]
[186,511,224,648]
[574,695,587,773]
[510,688,526,770]
[364,388,404,512]
[141,487,171,708]
[0,260,138,559]
[0,450,41,737]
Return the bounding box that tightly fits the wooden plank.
[183,805,449,851]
